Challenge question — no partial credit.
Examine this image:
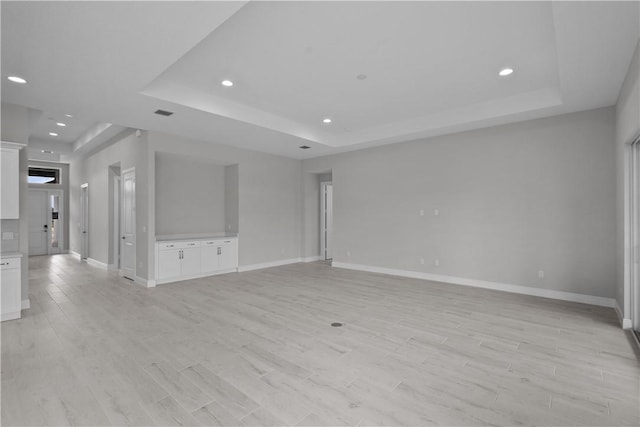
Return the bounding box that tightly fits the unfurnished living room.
[1,1,639,426]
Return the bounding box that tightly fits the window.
[28,167,60,184]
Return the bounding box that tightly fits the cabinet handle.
[218,247,221,255]
[0,262,8,266]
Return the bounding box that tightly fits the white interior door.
[121,169,136,279]
[113,175,121,269]
[80,184,89,259]
[320,182,333,260]
[28,190,49,256]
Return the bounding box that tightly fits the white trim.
[615,300,633,329]
[302,255,322,263]
[21,298,30,310]
[238,258,301,272]
[333,262,616,308]
[1,311,21,321]
[87,257,108,270]
[107,263,119,271]
[69,250,81,259]
[135,276,156,288]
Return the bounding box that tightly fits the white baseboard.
[69,250,81,259]
[1,311,20,321]
[333,262,617,308]
[238,258,301,272]
[107,263,119,271]
[87,258,108,270]
[155,268,237,286]
[21,298,30,310]
[615,300,633,329]
[302,255,323,263]
[135,276,156,288]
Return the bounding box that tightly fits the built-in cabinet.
[1,255,21,321]
[156,237,237,284]
[1,143,23,219]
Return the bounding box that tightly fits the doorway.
[80,183,89,260]
[109,165,121,271]
[120,168,136,279]
[320,181,333,260]
[28,189,64,256]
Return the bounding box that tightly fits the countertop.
[155,233,238,243]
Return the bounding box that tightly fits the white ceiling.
[2,1,639,160]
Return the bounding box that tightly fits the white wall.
[155,152,226,236]
[224,164,239,234]
[304,107,616,299]
[615,39,640,321]
[148,131,302,276]
[69,130,150,277]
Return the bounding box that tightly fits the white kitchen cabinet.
[1,255,21,321]
[1,144,22,219]
[155,237,237,285]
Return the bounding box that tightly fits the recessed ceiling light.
[323,118,332,124]
[49,132,58,137]
[7,76,27,84]
[56,122,66,127]
[221,80,234,87]
[64,114,73,118]
[499,67,514,77]
[356,74,367,80]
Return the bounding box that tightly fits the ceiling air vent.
[299,145,311,149]
[154,109,174,116]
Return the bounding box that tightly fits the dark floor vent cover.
[331,322,343,327]
[154,109,174,116]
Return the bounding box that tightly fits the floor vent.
[331,322,343,327]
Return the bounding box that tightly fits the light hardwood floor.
[2,254,639,426]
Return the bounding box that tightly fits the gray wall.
[1,103,29,304]
[148,131,302,275]
[615,39,640,318]
[155,152,226,236]
[225,164,239,234]
[69,130,150,277]
[304,107,616,299]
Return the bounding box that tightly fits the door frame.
[120,167,136,279]
[28,188,65,256]
[320,181,333,260]
[628,134,640,336]
[113,174,121,270]
[80,183,89,260]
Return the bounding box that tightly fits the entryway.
[28,189,64,256]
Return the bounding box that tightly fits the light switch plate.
[2,232,14,240]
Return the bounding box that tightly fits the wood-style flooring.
[2,254,639,426]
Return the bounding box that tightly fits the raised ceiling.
[2,1,639,159]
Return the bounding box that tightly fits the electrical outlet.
[281,248,285,254]
[538,270,544,279]
[434,259,440,267]
[419,257,425,265]
[419,209,424,216]
[2,232,14,240]
[434,209,440,216]
[347,251,351,257]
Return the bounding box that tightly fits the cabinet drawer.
[157,241,201,250]
[0,258,20,270]
[203,239,235,246]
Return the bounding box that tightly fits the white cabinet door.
[218,241,237,270]
[201,244,219,273]
[1,148,19,219]
[1,258,21,321]
[181,247,201,277]
[158,249,181,280]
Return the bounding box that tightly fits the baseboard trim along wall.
[21,299,30,310]
[135,276,156,288]
[333,262,617,308]
[87,258,108,270]
[69,250,81,259]
[615,300,633,329]
[238,256,321,272]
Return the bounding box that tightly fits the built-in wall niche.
[154,152,239,237]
